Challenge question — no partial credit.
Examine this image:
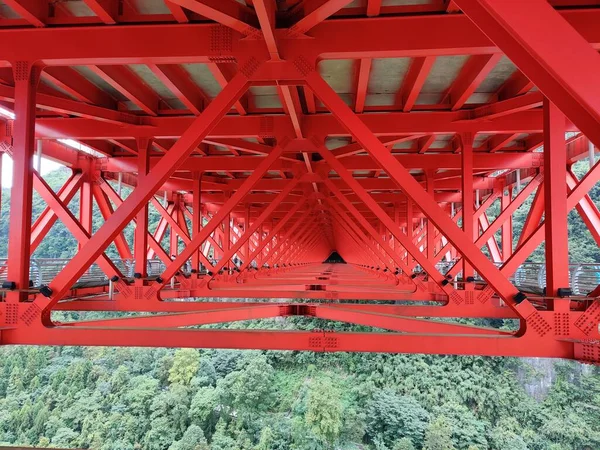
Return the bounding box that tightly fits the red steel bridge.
[0,0,600,363]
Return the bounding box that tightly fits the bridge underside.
[0,0,600,362]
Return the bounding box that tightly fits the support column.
[0,151,3,217]
[406,197,414,270]
[169,195,178,260]
[134,138,151,281]
[501,185,513,260]
[245,205,251,264]
[78,180,93,251]
[191,172,202,272]
[461,133,474,288]
[393,202,401,252]
[223,192,231,270]
[426,170,435,260]
[543,98,570,310]
[6,61,40,302]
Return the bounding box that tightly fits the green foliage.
[393,437,416,450]
[366,389,429,447]
[169,349,201,386]
[423,417,456,450]
[1,167,600,450]
[2,346,600,450]
[305,376,343,447]
[169,424,209,450]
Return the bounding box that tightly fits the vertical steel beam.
[406,198,414,270]
[501,185,513,260]
[6,62,40,302]
[426,170,435,260]
[169,197,179,259]
[79,179,93,251]
[543,98,569,309]
[191,173,202,271]
[223,192,231,269]
[134,138,151,278]
[461,133,474,286]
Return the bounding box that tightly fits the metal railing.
[0,258,167,289]
[434,260,600,296]
[0,258,598,296]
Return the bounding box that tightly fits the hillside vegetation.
[0,164,599,449]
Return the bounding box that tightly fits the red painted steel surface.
[0,0,599,363]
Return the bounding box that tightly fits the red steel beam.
[33,69,253,309]
[398,57,435,112]
[543,99,569,307]
[148,64,207,115]
[445,54,502,110]
[157,143,286,286]
[0,10,599,65]
[288,0,354,35]
[5,62,39,302]
[31,173,83,252]
[454,0,600,149]
[82,0,118,24]
[168,0,259,35]
[86,65,159,116]
[354,58,371,113]
[307,71,523,308]
[567,170,600,247]
[3,0,46,27]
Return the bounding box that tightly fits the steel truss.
[0,0,599,363]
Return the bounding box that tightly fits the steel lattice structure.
[0,0,600,363]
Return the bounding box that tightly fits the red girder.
[1,1,600,363]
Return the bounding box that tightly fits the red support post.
[6,62,40,302]
[426,170,436,260]
[460,133,475,286]
[543,98,570,310]
[79,179,93,252]
[501,185,513,260]
[191,173,202,272]
[134,138,151,279]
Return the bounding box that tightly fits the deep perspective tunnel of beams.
[0,0,599,364]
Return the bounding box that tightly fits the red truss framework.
[0,0,600,363]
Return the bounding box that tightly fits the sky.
[0,106,100,188]
[1,153,64,188]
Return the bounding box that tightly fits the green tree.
[366,389,429,448]
[393,437,416,450]
[169,424,209,450]
[190,386,220,436]
[51,427,79,447]
[305,376,343,448]
[210,419,237,450]
[435,402,488,449]
[218,354,275,415]
[424,417,456,450]
[169,349,201,385]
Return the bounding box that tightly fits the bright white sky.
[1,153,64,188]
[0,106,100,188]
